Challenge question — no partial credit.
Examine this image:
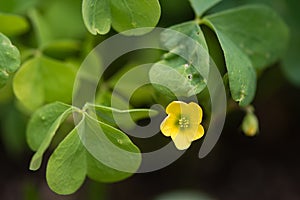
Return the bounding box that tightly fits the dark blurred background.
[1,0,300,199]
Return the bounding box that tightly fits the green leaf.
[282,33,300,86]
[27,102,73,170]
[13,56,76,111]
[149,21,209,98]
[203,5,289,70]
[202,6,281,105]
[86,151,132,183]
[189,0,221,17]
[0,33,20,88]
[79,114,141,173]
[280,0,300,87]
[27,102,143,193]
[42,39,81,60]
[28,9,53,47]
[210,31,256,106]
[110,0,161,35]
[27,102,72,150]
[0,13,29,36]
[82,0,161,35]
[87,103,158,129]
[46,127,86,195]
[42,0,86,40]
[150,57,206,97]
[0,0,39,14]
[82,0,111,35]
[0,79,13,103]
[202,4,289,105]
[45,110,141,194]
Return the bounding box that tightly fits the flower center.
[178,117,190,128]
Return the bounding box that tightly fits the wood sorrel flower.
[160,101,204,150]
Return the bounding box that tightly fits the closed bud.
[242,113,259,136]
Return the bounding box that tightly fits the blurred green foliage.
[0,0,297,196]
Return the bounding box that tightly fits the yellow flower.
[160,101,205,150]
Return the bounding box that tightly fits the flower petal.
[187,102,203,124]
[166,101,187,115]
[193,125,205,141]
[160,115,178,137]
[172,132,191,150]
[179,125,201,142]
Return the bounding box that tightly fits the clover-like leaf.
[189,0,221,17]
[0,33,20,88]
[46,126,86,195]
[203,5,289,70]
[149,21,209,98]
[209,31,256,106]
[27,102,73,170]
[110,0,161,35]
[79,114,141,173]
[82,0,111,35]
[13,56,76,111]
[45,111,142,194]
[150,57,206,98]
[82,0,161,35]
[202,5,288,105]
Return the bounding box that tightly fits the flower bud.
[242,113,259,136]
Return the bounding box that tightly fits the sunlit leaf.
[0,13,29,36]
[13,56,76,111]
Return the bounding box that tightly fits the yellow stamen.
[178,117,189,128]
